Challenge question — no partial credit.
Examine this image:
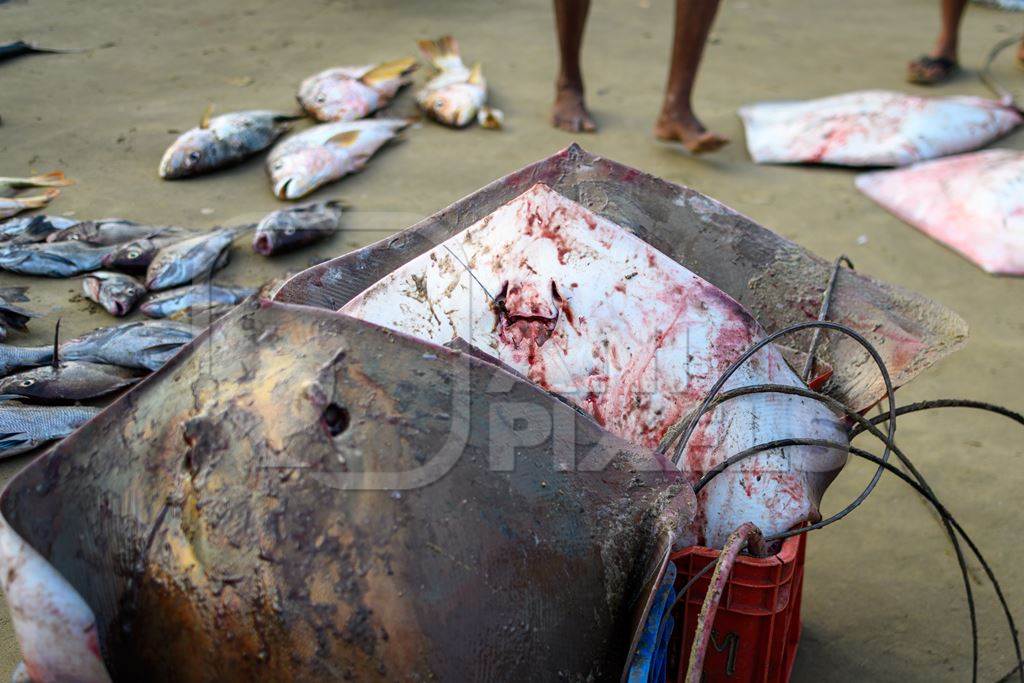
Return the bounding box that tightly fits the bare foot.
[655,113,728,154]
[552,84,597,133]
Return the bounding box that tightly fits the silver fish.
[267,119,409,200]
[81,271,146,317]
[101,233,185,272]
[253,201,343,255]
[0,172,72,198]
[0,344,52,376]
[0,362,140,402]
[416,36,488,128]
[0,189,59,220]
[0,240,114,277]
[297,58,418,122]
[0,400,99,458]
[0,215,79,244]
[140,282,255,319]
[159,109,300,179]
[61,320,195,371]
[48,220,182,246]
[144,228,239,291]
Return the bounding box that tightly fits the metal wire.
[801,255,854,382]
[668,320,896,543]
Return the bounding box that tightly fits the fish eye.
[127,249,141,259]
[70,235,80,241]
[19,379,34,387]
[188,151,202,164]
[434,99,444,111]
[284,226,295,235]
[316,94,326,103]
[272,161,283,170]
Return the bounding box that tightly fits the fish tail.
[417,36,463,71]
[25,171,74,188]
[16,189,60,209]
[361,57,419,87]
[477,106,503,130]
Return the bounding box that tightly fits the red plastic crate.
[666,532,807,682]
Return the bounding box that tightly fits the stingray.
[0,301,695,681]
[739,90,1022,167]
[857,149,1024,275]
[340,182,848,548]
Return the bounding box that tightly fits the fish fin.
[16,189,59,209]
[0,287,30,303]
[26,171,74,188]
[327,130,362,147]
[52,318,61,369]
[200,103,214,129]
[417,36,461,70]
[360,57,419,86]
[467,62,485,85]
[477,106,503,130]
[0,434,29,452]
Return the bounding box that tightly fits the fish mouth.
[253,233,274,255]
[494,282,560,348]
[274,178,299,201]
[110,300,128,317]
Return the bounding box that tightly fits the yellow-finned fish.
[416,36,498,129]
[0,171,73,198]
[0,189,59,220]
[298,58,418,122]
[267,119,410,200]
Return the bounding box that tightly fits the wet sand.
[2,0,1023,679]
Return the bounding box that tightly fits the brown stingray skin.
[275,144,967,412]
[0,300,692,681]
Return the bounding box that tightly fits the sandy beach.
[2,0,1023,679]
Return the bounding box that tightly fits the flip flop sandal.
[907,55,958,85]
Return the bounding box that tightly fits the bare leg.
[654,0,728,154]
[907,0,967,83]
[552,0,597,132]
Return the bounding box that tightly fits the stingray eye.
[19,379,34,387]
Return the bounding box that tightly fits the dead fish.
[0,240,113,277]
[0,40,92,64]
[0,189,59,220]
[0,293,36,340]
[0,400,99,458]
[48,220,182,246]
[477,105,504,130]
[145,229,239,291]
[416,36,488,128]
[253,201,343,255]
[0,172,73,198]
[140,283,255,319]
[61,320,195,371]
[0,344,52,376]
[857,149,1024,275]
[82,271,147,316]
[0,362,140,403]
[101,232,185,272]
[159,108,300,179]
[0,215,79,244]
[297,57,418,122]
[267,119,410,200]
[739,90,1024,167]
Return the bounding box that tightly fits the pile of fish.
[159,35,500,199]
[0,318,195,457]
[0,172,72,220]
